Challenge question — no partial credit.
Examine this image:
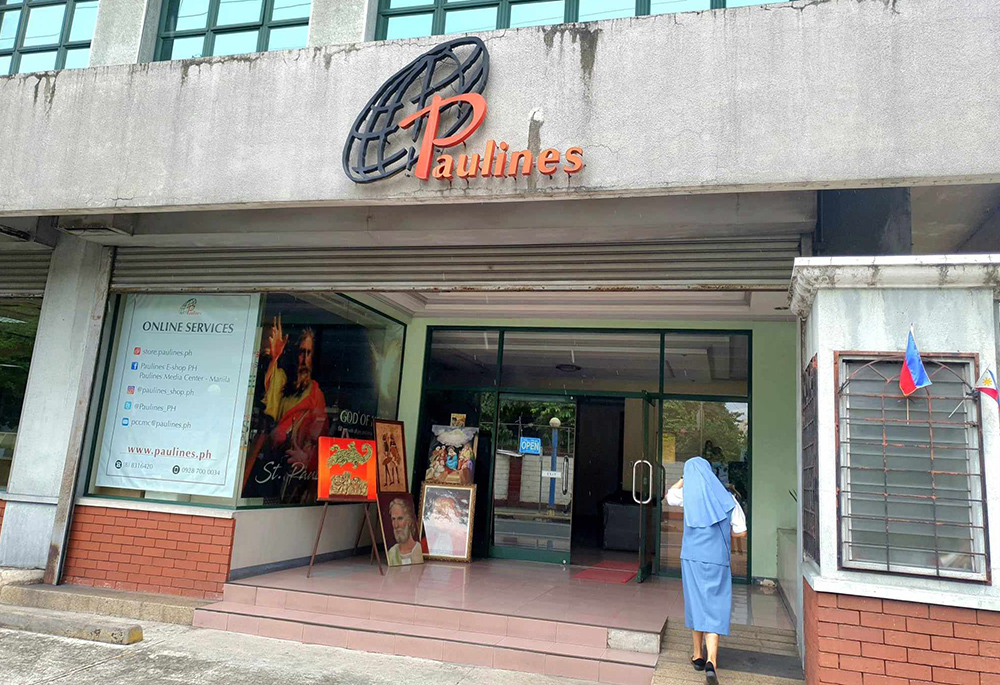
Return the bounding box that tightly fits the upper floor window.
[837,355,988,582]
[156,0,310,61]
[377,0,782,40]
[0,0,97,75]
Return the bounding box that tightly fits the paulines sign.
[343,37,583,184]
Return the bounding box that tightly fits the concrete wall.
[792,257,1000,610]
[396,316,798,580]
[1,0,999,215]
[229,505,368,576]
[0,235,112,570]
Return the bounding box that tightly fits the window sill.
[75,496,236,519]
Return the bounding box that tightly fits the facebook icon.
[121,418,130,427]
[131,362,139,370]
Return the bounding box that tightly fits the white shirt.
[666,487,747,535]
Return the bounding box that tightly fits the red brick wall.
[62,505,234,600]
[805,580,1000,684]
[0,499,5,537]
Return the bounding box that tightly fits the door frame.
[413,325,752,581]
[488,392,578,565]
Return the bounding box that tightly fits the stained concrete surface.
[0,621,591,685]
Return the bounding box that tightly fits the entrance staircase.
[654,619,804,684]
[194,582,660,684]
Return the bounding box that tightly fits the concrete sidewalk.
[0,620,592,685]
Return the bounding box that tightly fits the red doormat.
[572,560,638,584]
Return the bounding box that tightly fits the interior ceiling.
[434,331,746,387]
[911,184,1000,253]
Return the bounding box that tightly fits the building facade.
[0,0,998,682]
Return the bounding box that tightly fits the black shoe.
[705,661,718,685]
[692,658,706,672]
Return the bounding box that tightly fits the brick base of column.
[805,579,1000,684]
[62,505,234,600]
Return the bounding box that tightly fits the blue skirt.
[681,559,732,635]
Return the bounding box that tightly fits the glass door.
[660,399,750,579]
[491,394,576,564]
[637,394,661,582]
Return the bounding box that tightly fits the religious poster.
[424,425,477,485]
[95,294,259,497]
[239,294,405,505]
[317,437,377,501]
[374,420,407,493]
[377,493,423,567]
[419,484,476,562]
[450,413,466,427]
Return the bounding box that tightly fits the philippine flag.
[899,328,932,397]
[977,369,999,404]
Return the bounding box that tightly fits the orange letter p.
[399,93,488,181]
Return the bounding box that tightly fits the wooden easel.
[307,498,384,578]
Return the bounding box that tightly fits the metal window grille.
[802,355,819,564]
[155,0,310,61]
[0,0,97,76]
[376,0,783,41]
[836,354,989,582]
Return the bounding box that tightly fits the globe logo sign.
[342,37,490,184]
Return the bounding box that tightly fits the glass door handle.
[641,460,654,505]
[562,456,569,495]
[631,461,642,504]
[660,464,666,500]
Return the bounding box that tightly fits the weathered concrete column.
[89,0,163,66]
[0,234,112,577]
[307,0,376,48]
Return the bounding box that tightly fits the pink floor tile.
[226,614,260,635]
[598,661,654,685]
[223,584,257,605]
[370,601,415,624]
[556,623,608,648]
[493,647,546,675]
[442,642,494,668]
[327,596,371,619]
[545,654,601,681]
[347,630,395,654]
[284,591,328,614]
[507,617,558,642]
[258,618,303,642]
[303,625,349,648]
[412,606,463,630]
[193,610,228,630]
[459,611,507,636]
[394,635,445,661]
[255,588,287,609]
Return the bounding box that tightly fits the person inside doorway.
[667,457,747,685]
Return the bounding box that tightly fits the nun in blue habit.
[666,456,747,685]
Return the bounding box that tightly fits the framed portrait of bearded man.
[377,493,423,567]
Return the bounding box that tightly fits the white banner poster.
[96,294,260,497]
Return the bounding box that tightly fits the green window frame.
[376,0,777,40]
[155,0,311,62]
[0,0,98,76]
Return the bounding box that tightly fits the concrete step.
[223,582,663,655]
[0,582,208,625]
[0,604,143,645]
[664,622,796,644]
[654,648,804,684]
[662,621,798,658]
[196,600,658,684]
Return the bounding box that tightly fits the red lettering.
[399,93,488,181]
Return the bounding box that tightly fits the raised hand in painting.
[267,315,288,360]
